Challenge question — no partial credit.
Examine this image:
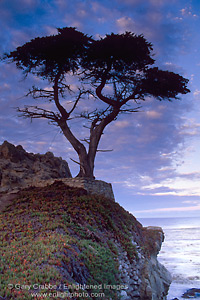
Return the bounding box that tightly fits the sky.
[0,0,200,218]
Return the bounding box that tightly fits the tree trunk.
[59,120,95,179]
[76,108,120,179]
[76,153,95,179]
[57,89,120,179]
[54,77,95,179]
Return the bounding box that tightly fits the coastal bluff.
[0,141,171,300]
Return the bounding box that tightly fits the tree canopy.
[3,27,190,178]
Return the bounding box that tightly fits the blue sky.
[1,0,200,218]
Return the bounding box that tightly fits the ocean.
[138,217,200,300]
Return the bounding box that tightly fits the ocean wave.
[172,274,200,283]
[188,276,200,281]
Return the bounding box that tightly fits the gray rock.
[129,279,139,286]
[131,290,140,297]
[0,141,72,192]
[142,227,172,300]
[118,226,171,300]
[182,288,200,298]
[120,290,128,299]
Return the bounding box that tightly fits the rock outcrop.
[141,227,172,300]
[28,177,115,201]
[116,225,171,300]
[0,140,72,192]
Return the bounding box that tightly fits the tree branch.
[26,86,54,100]
[96,83,116,106]
[68,88,93,115]
[53,73,70,120]
[95,70,117,106]
[97,149,113,152]
[119,106,142,113]
[80,138,90,144]
[70,157,82,166]
[16,105,60,123]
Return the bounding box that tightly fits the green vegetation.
[0,181,142,299]
[80,240,118,299]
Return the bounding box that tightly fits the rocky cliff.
[0,141,72,192]
[0,142,171,300]
[142,227,172,299]
[0,181,171,300]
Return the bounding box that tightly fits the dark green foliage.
[82,32,154,80]
[140,67,190,100]
[4,27,189,100]
[5,27,91,80]
[80,240,119,299]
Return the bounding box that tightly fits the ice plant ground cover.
[0,181,141,300]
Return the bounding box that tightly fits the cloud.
[183,200,199,204]
[136,171,200,197]
[114,0,190,63]
[181,7,192,16]
[145,110,162,119]
[116,17,135,32]
[179,118,200,137]
[134,202,200,214]
[180,6,198,18]
[92,92,191,190]
[113,120,130,128]
[193,89,200,98]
